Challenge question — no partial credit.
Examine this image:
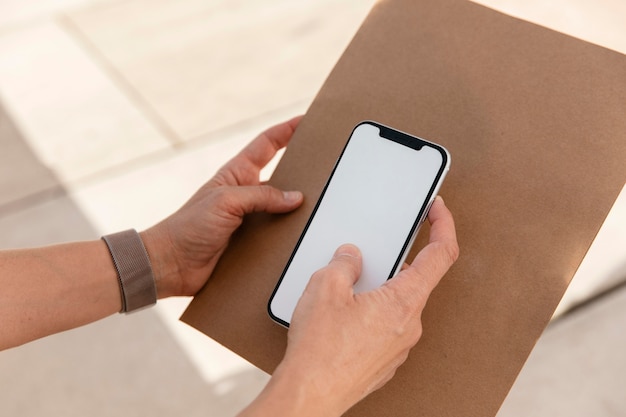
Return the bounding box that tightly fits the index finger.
[212,116,302,185]
[214,116,302,187]
[238,115,302,170]
[300,244,363,303]
[384,196,459,303]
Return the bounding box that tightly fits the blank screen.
[269,122,446,325]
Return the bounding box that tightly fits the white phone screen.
[269,121,449,326]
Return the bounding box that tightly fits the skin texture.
[239,196,459,417]
[0,116,304,350]
[0,117,459,416]
[140,115,305,299]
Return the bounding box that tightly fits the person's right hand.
[241,195,458,417]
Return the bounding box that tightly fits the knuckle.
[211,167,238,186]
[387,285,423,316]
[212,186,245,215]
[394,320,423,349]
[389,320,423,352]
[395,296,418,318]
[335,256,360,275]
[259,184,274,197]
[407,325,423,347]
[308,268,326,286]
[383,292,424,348]
[212,186,233,205]
[395,348,411,365]
[445,240,460,264]
[433,240,460,269]
[257,185,279,207]
[308,267,337,291]
[305,267,345,302]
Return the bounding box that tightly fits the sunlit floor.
[0,1,624,416]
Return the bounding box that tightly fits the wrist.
[139,226,182,299]
[102,229,157,312]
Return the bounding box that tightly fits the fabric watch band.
[102,229,157,313]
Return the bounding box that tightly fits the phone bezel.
[268,120,450,327]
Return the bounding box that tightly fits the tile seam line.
[183,98,312,145]
[0,185,67,219]
[56,14,183,148]
[1,99,311,194]
[553,277,626,324]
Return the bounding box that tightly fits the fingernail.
[283,191,302,203]
[334,244,361,259]
[435,195,445,205]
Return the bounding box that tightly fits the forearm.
[237,362,344,417]
[0,239,121,350]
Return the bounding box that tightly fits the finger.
[242,115,302,167]
[327,244,363,286]
[298,244,362,306]
[425,195,458,251]
[308,244,362,293]
[384,196,459,302]
[220,116,302,185]
[410,195,459,281]
[227,185,304,216]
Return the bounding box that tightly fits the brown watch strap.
[102,229,157,313]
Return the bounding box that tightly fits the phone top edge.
[356,120,451,169]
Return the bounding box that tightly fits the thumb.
[231,185,303,215]
[327,244,363,287]
[290,244,362,331]
[302,244,363,297]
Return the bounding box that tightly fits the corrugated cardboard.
[181,0,626,415]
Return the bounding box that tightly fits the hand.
[244,196,458,416]
[142,116,304,298]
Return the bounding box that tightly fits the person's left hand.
[141,116,304,298]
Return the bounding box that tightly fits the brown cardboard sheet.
[182,0,626,415]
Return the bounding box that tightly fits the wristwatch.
[102,229,157,313]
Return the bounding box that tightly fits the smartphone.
[268,121,450,327]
